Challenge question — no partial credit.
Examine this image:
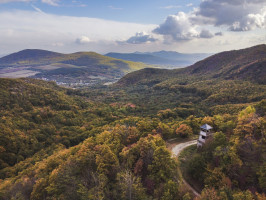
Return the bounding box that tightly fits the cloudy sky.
[0,0,265,55]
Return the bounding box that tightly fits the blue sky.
[0,0,265,55]
[0,0,198,23]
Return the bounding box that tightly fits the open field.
[0,69,39,78]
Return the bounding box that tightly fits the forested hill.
[0,78,132,171]
[0,45,265,199]
[0,49,150,86]
[0,79,265,199]
[0,49,148,72]
[0,49,63,65]
[81,44,266,116]
[185,44,266,83]
[0,78,183,199]
[117,44,266,86]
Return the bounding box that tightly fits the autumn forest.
[0,44,265,200]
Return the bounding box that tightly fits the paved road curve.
[170,140,200,197]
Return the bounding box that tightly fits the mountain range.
[0,49,150,87]
[0,44,265,199]
[118,44,266,85]
[84,44,266,115]
[0,45,264,88]
[0,49,210,87]
[105,51,211,67]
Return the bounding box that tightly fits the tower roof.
[200,124,213,130]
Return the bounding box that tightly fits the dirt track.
[170,140,200,197]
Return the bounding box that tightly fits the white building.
[197,124,213,148]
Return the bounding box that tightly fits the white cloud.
[153,12,199,41]
[186,3,193,7]
[153,12,203,42]
[0,1,265,55]
[194,0,266,31]
[42,0,60,6]
[124,32,157,44]
[152,12,216,42]
[0,10,156,54]
[229,9,266,31]
[31,5,45,14]
[153,0,266,44]
[76,36,90,44]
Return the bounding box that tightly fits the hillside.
[1,79,264,200]
[0,49,63,65]
[83,44,266,116]
[0,49,150,87]
[0,79,265,200]
[0,44,265,200]
[0,78,183,200]
[185,44,266,83]
[0,78,122,171]
[105,51,210,67]
[117,44,266,85]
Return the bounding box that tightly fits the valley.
[0,50,150,87]
[2,0,266,199]
[0,44,265,200]
[0,49,212,87]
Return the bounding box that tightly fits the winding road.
[171,140,197,157]
[170,140,200,197]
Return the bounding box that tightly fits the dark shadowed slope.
[184,44,266,83]
[117,44,266,86]
[0,49,63,65]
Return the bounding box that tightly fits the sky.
[0,0,265,55]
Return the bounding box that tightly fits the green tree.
[95,144,119,178]
[148,146,177,185]
[157,122,174,139]
[116,170,148,200]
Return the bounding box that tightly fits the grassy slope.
[0,49,150,73]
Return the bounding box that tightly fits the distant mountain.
[105,51,211,67]
[142,51,210,63]
[97,44,266,115]
[0,54,7,59]
[0,49,62,65]
[118,44,266,85]
[105,53,179,66]
[0,49,150,87]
